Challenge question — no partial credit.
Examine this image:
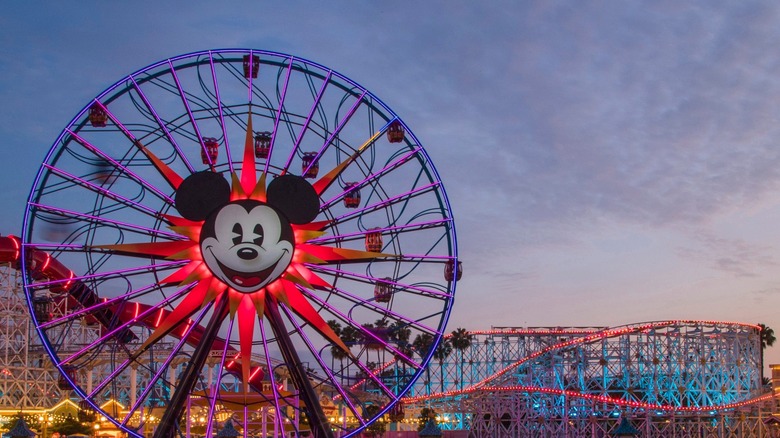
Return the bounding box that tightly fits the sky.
[2,1,780,369]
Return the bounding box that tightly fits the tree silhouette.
[759,323,776,383]
[450,327,473,390]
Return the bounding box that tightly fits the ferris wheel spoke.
[29,260,187,293]
[283,70,333,173]
[56,286,192,366]
[42,164,162,218]
[167,60,207,158]
[256,318,287,433]
[308,264,452,301]
[262,56,294,176]
[65,129,175,205]
[204,317,235,438]
[280,304,365,425]
[125,78,196,174]
[308,218,452,246]
[206,51,233,173]
[296,288,422,369]
[319,146,422,210]
[94,100,187,188]
[122,303,211,427]
[38,281,185,330]
[30,203,182,241]
[326,182,441,228]
[301,90,367,178]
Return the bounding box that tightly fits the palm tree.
[450,327,473,390]
[413,333,434,395]
[759,323,776,383]
[433,338,453,391]
[327,320,350,379]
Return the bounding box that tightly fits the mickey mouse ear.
[267,174,320,224]
[174,171,230,221]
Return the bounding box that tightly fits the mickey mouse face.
[201,200,293,292]
[174,171,320,293]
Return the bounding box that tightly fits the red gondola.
[201,137,219,165]
[343,182,361,208]
[254,131,271,159]
[302,152,319,178]
[243,54,260,79]
[365,228,382,252]
[89,104,108,128]
[445,259,463,282]
[374,277,394,303]
[387,120,404,143]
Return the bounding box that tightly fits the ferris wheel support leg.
[154,297,229,438]
[266,296,334,438]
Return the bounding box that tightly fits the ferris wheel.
[21,49,459,437]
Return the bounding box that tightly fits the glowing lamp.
[89,104,108,127]
[243,54,260,79]
[201,137,219,165]
[365,228,382,252]
[387,120,404,143]
[343,182,361,208]
[254,131,271,159]
[374,277,394,303]
[302,151,319,178]
[444,259,462,281]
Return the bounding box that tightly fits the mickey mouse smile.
[206,245,290,290]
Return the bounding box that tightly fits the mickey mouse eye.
[253,224,264,246]
[232,223,243,245]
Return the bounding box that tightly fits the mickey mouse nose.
[237,247,258,260]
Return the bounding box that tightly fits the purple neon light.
[328,181,441,227]
[279,304,365,428]
[263,56,294,175]
[301,89,367,177]
[58,285,191,366]
[282,70,333,173]
[87,357,132,399]
[208,51,233,172]
[111,81,195,173]
[64,129,175,204]
[42,164,160,217]
[122,304,211,426]
[205,316,234,438]
[31,202,181,240]
[247,49,255,102]
[308,264,452,301]
[29,260,186,290]
[167,59,206,161]
[258,317,286,434]
[38,281,178,330]
[308,218,452,245]
[297,288,420,369]
[319,145,422,209]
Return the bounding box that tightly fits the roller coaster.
[1,233,779,437]
[400,324,780,437]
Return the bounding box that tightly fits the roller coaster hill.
[3,233,780,437]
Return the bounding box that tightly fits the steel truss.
[403,323,778,437]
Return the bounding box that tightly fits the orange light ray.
[133,140,185,189]
[295,244,392,263]
[240,112,257,194]
[280,280,351,357]
[237,295,256,394]
[159,260,201,285]
[137,279,211,352]
[311,130,381,195]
